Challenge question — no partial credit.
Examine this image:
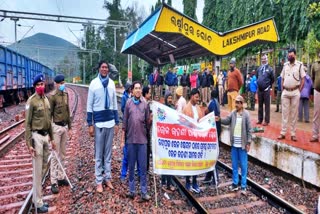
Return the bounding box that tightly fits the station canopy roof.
[121,4,279,66]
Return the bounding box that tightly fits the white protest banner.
[151,101,219,176]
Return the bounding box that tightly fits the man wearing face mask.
[49,74,71,194]
[277,48,306,142]
[226,58,243,112]
[121,81,151,201]
[256,55,274,126]
[25,74,55,213]
[87,60,119,192]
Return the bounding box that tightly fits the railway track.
[0,119,25,158]
[114,89,301,213]
[0,87,78,214]
[1,87,310,213]
[114,90,305,213]
[170,160,304,214]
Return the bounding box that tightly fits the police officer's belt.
[55,121,67,126]
[284,86,299,91]
[34,130,49,136]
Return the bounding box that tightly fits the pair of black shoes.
[51,179,69,194]
[203,171,219,185]
[126,192,151,201]
[36,202,49,213]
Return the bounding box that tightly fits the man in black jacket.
[200,68,209,103]
[156,70,164,97]
[257,55,274,126]
[207,70,214,103]
[180,70,190,99]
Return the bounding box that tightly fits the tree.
[56,55,76,81]
[304,30,320,62]
[202,0,217,30]
[77,1,147,84]
[167,0,172,6]
[307,1,320,40]
[155,0,162,10]
[281,0,310,46]
[201,0,315,64]
[183,0,197,20]
[102,1,147,84]
[78,24,100,83]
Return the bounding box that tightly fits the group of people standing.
[86,48,320,201]
[25,73,71,213]
[148,66,217,104]
[24,47,320,212]
[228,48,319,143]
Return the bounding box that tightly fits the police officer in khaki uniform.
[25,74,55,213]
[310,51,320,142]
[49,74,71,194]
[277,48,306,142]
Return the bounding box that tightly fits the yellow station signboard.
[155,7,279,56]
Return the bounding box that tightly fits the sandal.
[310,138,319,143]
[291,136,297,142]
[252,127,264,133]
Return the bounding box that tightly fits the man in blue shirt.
[203,90,221,185]
[249,70,257,111]
[165,67,176,98]
[120,82,131,182]
[275,75,282,113]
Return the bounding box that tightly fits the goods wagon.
[0,45,54,107]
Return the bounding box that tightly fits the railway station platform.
[219,104,320,187]
[116,87,320,187]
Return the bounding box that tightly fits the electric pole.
[11,17,19,51]
[83,59,86,84]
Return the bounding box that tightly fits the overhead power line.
[0,9,131,28]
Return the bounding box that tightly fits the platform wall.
[220,125,320,187]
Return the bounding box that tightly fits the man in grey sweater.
[216,95,252,194]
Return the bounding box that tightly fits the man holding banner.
[182,88,204,193]
[152,89,219,195]
[217,95,252,194]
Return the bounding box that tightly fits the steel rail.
[114,90,303,213]
[0,119,25,136]
[172,176,208,213]
[0,129,25,158]
[217,160,304,214]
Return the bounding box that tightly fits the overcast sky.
[0,0,204,46]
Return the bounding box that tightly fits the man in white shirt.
[87,61,119,193]
[175,86,186,113]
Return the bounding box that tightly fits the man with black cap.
[49,74,71,194]
[25,73,55,213]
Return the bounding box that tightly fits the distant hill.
[8,33,80,69]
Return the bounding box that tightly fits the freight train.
[0,45,54,108]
